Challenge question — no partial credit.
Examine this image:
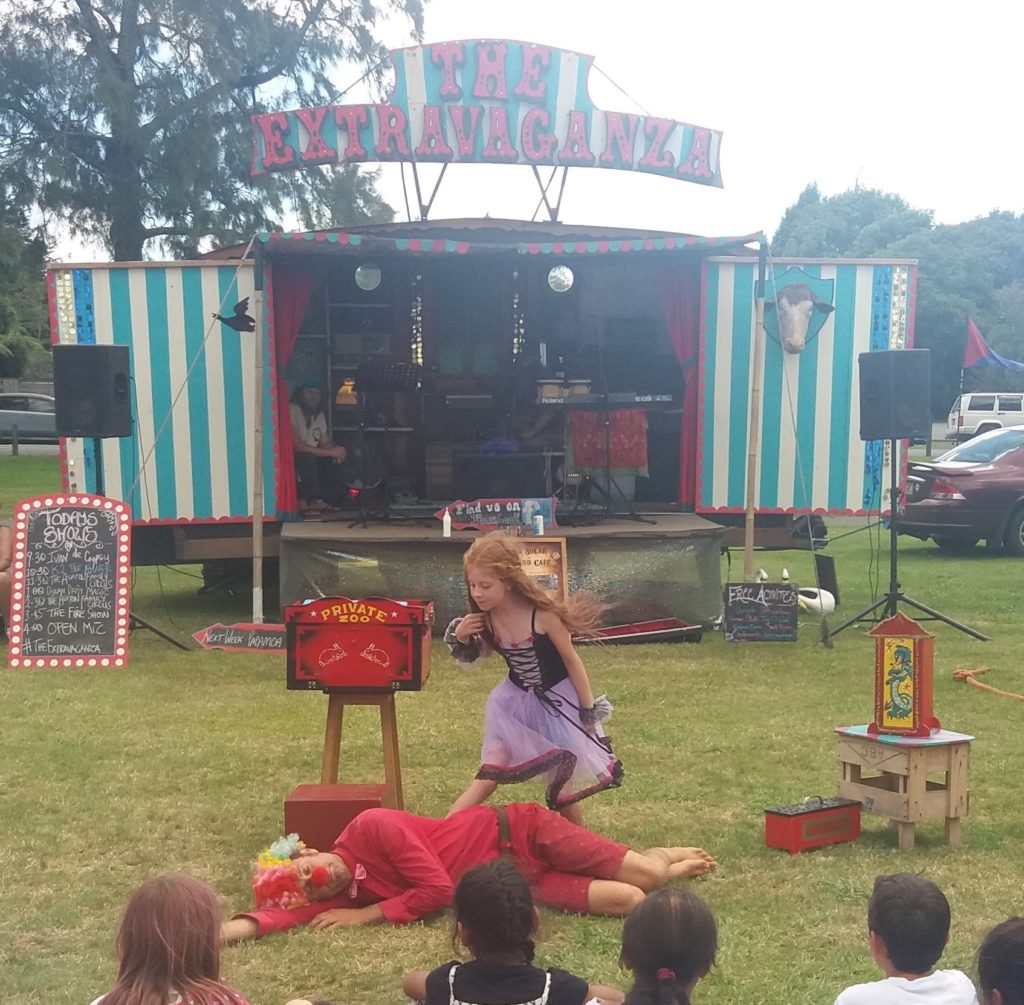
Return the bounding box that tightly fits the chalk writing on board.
[8,495,132,668]
[724,582,799,642]
[193,623,287,652]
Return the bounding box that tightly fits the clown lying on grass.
[222,804,717,941]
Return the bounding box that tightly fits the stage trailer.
[47,237,917,628]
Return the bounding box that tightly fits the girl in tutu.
[444,532,622,824]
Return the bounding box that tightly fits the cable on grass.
[953,667,1024,702]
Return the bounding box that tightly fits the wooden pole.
[743,238,768,581]
[251,240,265,624]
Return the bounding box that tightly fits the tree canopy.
[0,192,48,379]
[772,185,1024,413]
[0,0,421,261]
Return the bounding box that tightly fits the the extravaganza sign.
[251,40,723,188]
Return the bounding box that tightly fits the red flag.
[963,317,1024,372]
[963,317,992,369]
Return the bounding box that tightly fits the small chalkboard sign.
[7,494,132,668]
[724,582,799,642]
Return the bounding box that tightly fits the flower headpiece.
[252,833,327,911]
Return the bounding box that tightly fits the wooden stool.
[321,691,404,809]
[836,725,973,850]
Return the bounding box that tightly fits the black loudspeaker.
[54,344,132,438]
[858,349,931,441]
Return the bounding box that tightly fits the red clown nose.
[310,865,330,888]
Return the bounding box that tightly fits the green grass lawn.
[2,454,1023,1005]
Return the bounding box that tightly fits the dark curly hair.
[453,859,536,964]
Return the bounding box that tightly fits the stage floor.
[281,511,724,544]
[280,513,726,629]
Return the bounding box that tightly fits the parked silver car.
[0,392,58,442]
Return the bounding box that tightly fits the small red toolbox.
[284,783,387,852]
[764,796,861,854]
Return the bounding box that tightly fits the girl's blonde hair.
[462,532,604,635]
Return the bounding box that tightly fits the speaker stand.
[92,437,191,652]
[829,439,990,641]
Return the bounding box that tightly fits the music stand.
[346,363,421,527]
[566,321,655,526]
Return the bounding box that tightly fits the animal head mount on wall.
[764,271,835,354]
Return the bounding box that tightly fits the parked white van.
[947,392,1024,442]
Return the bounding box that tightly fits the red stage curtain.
[270,263,315,518]
[658,264,701,507]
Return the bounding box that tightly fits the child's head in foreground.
[453,858,538,963]
[868,873,951,975]
[104,873,238,1005]
[620,888,718,1004]
[977,917,1024,1005]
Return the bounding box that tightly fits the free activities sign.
[251,40,723,188]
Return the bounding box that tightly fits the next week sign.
[251,39,723,188]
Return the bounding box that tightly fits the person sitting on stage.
[220,803,716,942]
[834,873,978,1005]
[977,917,1024,1005]
[402,859,624,1005]
[289,381,347,516]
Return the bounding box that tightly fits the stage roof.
[203,219,762,261]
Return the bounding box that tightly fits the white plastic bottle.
[442,508,452,538]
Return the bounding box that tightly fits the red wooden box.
[284,783,387,853]
[285,597,433,692]
[764,797,861,854]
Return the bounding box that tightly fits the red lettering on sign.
[295,106,336,163]
[334,105,369,159]
[472,41,509,99]
[639,117,676,170]
[600,111,640,167]
[513,45,551,101]
[375,104,412,157]
[447,105,483,156]
[521,107,557,160]
[414,105,454,157]
[255,113,296,169]
[431,42,465,99]
[482,106,518,161]
[678,126,713,179]
[558,110,596,165]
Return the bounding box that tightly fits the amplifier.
[285,597,433,692]
[764,797,861,854]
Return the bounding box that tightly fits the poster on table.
[6,494,132,668]
[519,537,568,603]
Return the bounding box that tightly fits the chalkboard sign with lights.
[6,494,132,668]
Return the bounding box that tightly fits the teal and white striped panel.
[54,263,275,522]
[699,260,915,515]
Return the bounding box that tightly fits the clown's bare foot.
[668,850,717,878]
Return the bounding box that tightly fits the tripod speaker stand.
[830,349,989,641]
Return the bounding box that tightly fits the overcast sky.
[361,0,1022,238]
[52,0,1023,259]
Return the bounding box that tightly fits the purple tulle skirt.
[475,677,624,808]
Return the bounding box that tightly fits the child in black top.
[402,859,623,1005]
